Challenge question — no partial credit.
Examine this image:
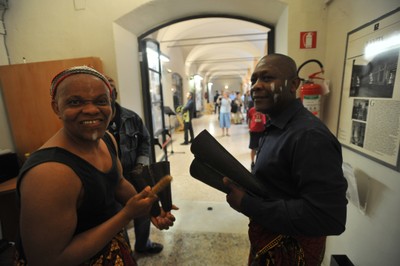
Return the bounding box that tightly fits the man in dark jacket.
[107,78,163,254]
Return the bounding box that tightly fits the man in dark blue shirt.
[224,54,348,266]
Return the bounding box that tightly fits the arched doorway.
[113,1,287,162]
[137,16,274,162]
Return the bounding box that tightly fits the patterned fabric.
[80,231,137,266]
[50,65,112,100]
[248,220,326,266]
[14,231,136,266]
[14,251,24,266]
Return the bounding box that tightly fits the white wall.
[322,1,400,265]
[160,42,187,111]
[284,2,400,265]
[0,0,287,151]
[212,78,242,94]
[275,6,289,55]
[286,0,328,82]
[0,0,143,150]
[113,23,143,117]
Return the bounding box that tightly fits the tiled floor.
[132,112,253,265]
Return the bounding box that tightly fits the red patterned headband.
[50,66,113,100]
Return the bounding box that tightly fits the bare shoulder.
[19,162,82,203]
[19,162,82,263]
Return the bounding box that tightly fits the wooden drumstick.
[151,175,173,196]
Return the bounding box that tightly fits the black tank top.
[17,134,121,235]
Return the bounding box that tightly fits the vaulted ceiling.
[149,17,273,87]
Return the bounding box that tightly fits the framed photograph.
[337,8,400,171]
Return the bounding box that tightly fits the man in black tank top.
[15,66,176,266]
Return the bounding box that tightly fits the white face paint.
[91,131,98,141]
[274,93,279,103]
[271,82,280,103]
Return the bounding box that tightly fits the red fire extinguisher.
[297,59,324,118]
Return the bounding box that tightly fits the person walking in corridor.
[217,90,232,136]
[223,54,348,266]
[247,106,267,171]
[213,90,220,114]
[232,91,243,124]
[181,92,195,145]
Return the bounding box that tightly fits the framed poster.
[337,8,400,171]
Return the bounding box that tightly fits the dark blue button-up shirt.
[241,99,348,236]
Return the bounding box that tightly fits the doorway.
[138,16,274,162]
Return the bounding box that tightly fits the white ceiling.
[149,17,272,85]
[114,0,288,90]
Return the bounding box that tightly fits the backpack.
[231,100,238,113]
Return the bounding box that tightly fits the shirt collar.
[267,99,302,130]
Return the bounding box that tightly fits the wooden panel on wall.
[0,57,103,161]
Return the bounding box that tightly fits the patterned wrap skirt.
[14,230,137,266]
[248,220,326,266]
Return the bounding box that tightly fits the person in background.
[243,90,253,122]
[107,77,164,254]
[180,92,195,145]
[213,90,220,114]
[247,106,267,171]
[223,54,348,265]
[217,90,231,136]
[229,91,236,101]
[232,91,243,124]
[216,91,223,121]
[15,66,175,265]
